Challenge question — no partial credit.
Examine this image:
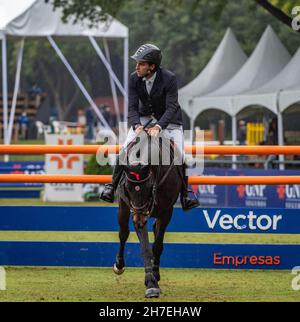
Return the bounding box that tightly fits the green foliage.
[270,0,300,15]
[84,153,112,175]
[117,0,300,88]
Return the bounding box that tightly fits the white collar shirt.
[143,72,157,95]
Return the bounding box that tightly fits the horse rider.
[100,43,199,211]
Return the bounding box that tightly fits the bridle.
[121,124,180,216]
[124,170,154,212]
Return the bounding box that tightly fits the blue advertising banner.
[191,168,227,207]
[0,161,44,188]
[227,169,300,209]
[0,206,300,234]
[193,167,300,209]
[0,241,299,269]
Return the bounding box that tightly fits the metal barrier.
[0,144,300,155]
[0,173,299,184]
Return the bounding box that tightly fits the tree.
[47,0,300,33]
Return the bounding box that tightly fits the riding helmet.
[131,44,162,66]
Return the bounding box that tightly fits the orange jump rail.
[0,145,300,155]
[0,174,299,185]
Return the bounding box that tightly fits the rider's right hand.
[135,125,144,135]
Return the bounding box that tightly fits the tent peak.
[3,0,128,38]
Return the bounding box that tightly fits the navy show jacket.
[127,67,183,130]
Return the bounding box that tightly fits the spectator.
[28,83,42,97]
[266,117,278,145]
[86,106,95,142]
[28,83,42,106]
[77,109,86,134]
[100,104,112,127]
[18,111,29,140]
[264,118,278,169]
[49,116,57,134]
[237,120,247,145]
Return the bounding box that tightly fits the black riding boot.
[100,157,124,203]
[180,162,200,211]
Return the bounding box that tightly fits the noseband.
[124,170,153,211]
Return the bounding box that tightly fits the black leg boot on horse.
[100,155,124,203]
[180,162,200,211]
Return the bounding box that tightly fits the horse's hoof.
[113,263,125,275]
[145,288,160,298]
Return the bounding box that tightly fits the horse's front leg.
[113,198,130,275]
[135,224,160,298]
[152,209,172,282]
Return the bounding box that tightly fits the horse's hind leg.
[135,225,160,298]
[152,209,173,282]
[113,199,130,275]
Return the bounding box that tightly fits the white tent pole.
[88,36,127,98]
[190,117,194,144]
[103,39,121,125]
[276,90,284,170]
[232,115,237,170]
[8,38,25,145]
[123,36,129,128]
[47,36,116,140]
[1,34,8,146]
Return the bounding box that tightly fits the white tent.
[0,0,35,30]
[178,28,247,122]
[189,26,291,168]
[280,84,300,113]
[231,47,300,169]
[193,26,291,117]
[1,0,129,147]
[233,48,300,114]
[277,49,300,112]
[3,0,128,38]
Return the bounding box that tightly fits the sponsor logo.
[203,209,282,231]
[277,185,300,209]
[213,253,281,267]
[237,185,266,198]
[236,185,267,207]
[198,185,216,195]
[50,138,80,170]
[197,184,218,205]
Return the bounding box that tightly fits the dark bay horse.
[112,131,183,298]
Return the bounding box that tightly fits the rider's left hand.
[146,125,161,137]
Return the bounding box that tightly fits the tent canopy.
[233,47,300,114]
[1,0,128,38]
[193,26,291,117]
[0,0,35,30]
[178,28,247,118]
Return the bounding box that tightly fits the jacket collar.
[148,67,162,97]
